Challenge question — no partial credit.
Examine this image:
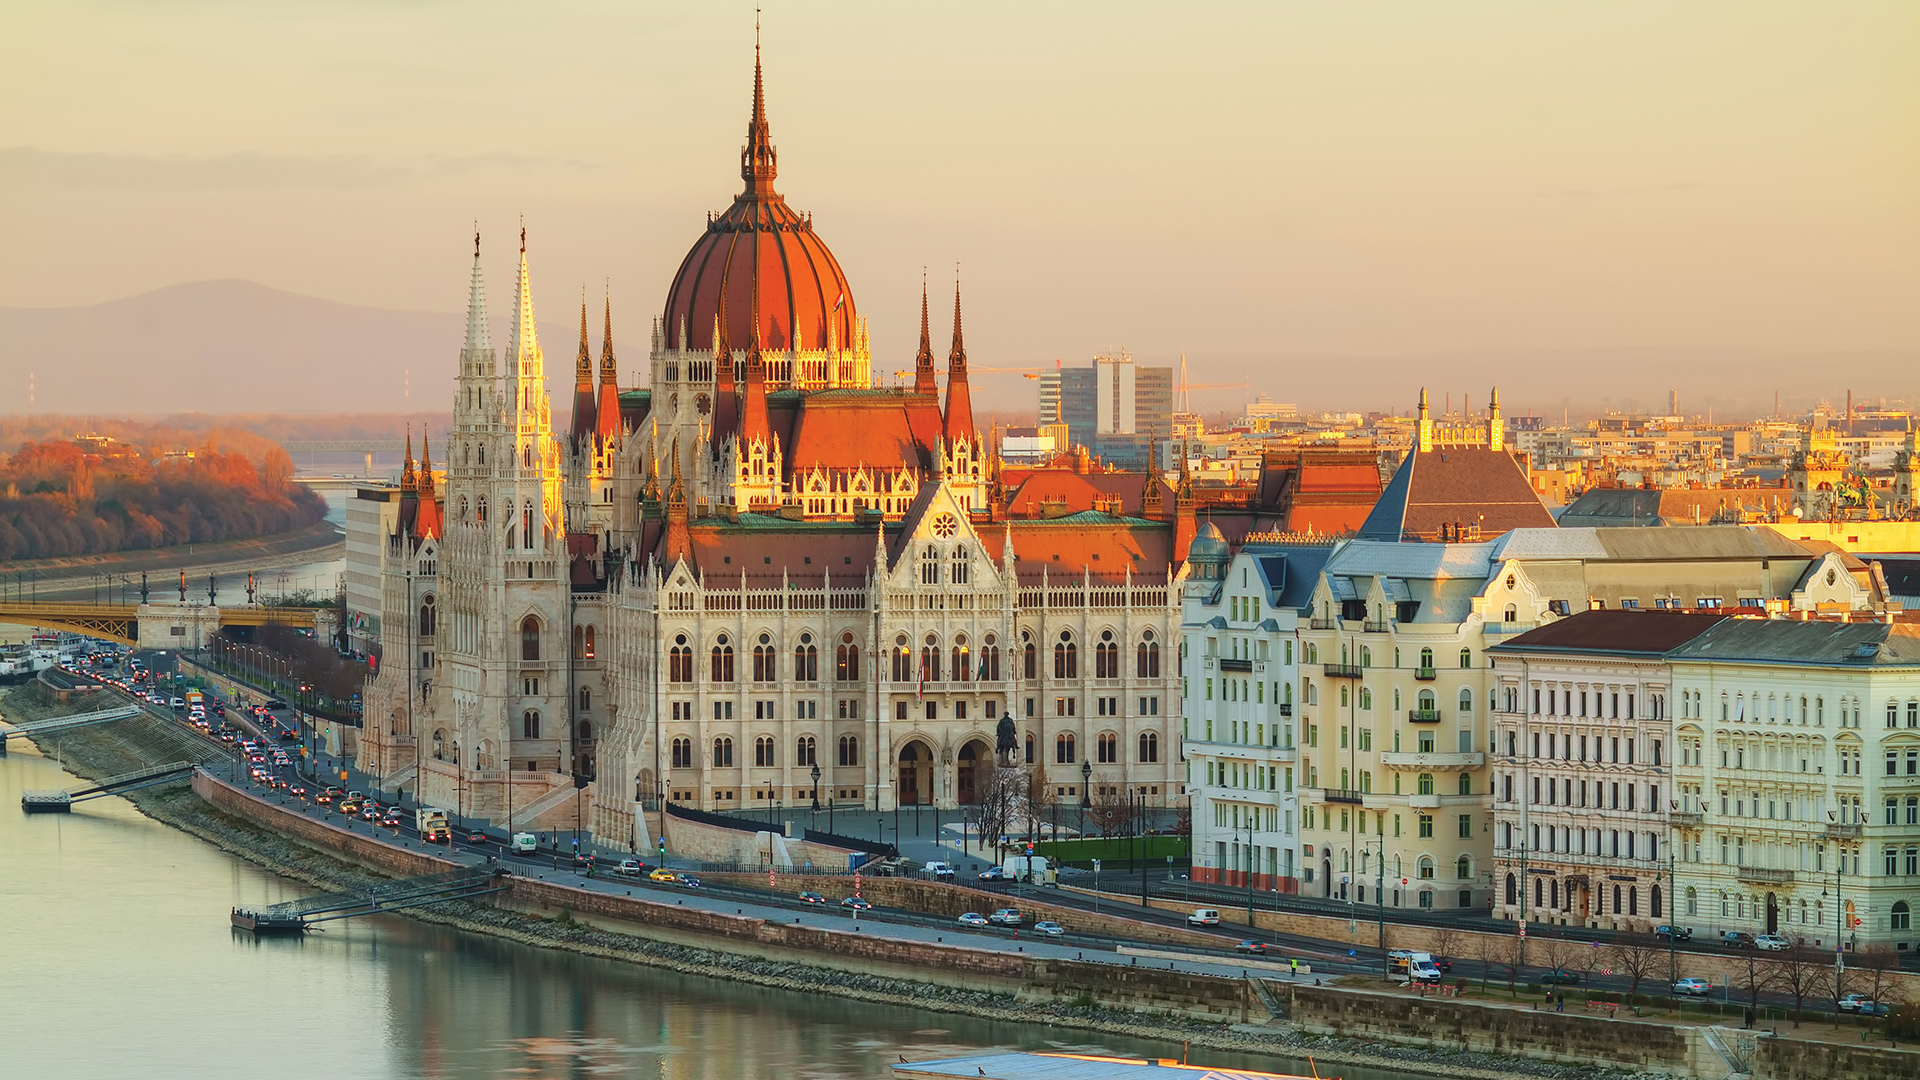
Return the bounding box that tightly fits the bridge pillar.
[136,604,223,651]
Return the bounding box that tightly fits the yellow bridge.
[0,601,331,648]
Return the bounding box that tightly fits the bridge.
[231,865,511,932]
[0,704,142,754]
[282,439,403,477]
[21,760,200,812]
[0,601,331,648]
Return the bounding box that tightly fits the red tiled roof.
[786,389,935,471]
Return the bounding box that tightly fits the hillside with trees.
[0,429,326,560]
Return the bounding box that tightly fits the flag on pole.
[833,291,846,311]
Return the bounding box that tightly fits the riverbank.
[10,694,1647,1080]
[0,521,342,603]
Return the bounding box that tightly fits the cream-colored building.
[1670,619,1920,953]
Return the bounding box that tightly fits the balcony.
[1380,751,1485,770]
[1277,704,1293,717]
[1219,658,1253,673]
[1669,810,1704,829]
[1825,822,1865,841]
[1736,866,1795,885]
[1309,618,1337,630]
[1322,663,1363,679]
[1322,788,1365,805]
[1414,666,1437,681]
[1363,620,1391,633]
[1407,709,1443,724]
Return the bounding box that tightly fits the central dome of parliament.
[661,51,857,355]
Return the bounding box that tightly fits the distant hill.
[0,280,569,415]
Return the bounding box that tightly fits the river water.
[0,748,1439,1080]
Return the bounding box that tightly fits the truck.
[185,690,205,709]
[1002,855,1053,884]
[416,807,451,843]
[1389,950,1445,985]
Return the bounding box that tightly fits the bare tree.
[1430,926,1463,975]
[1774,947,1832,1027]
[1024,765,1057,843]
[1482,932,1524,997]
[1087,780,1132,838]
[1533,934,1578,983]
[1854,951,1899,1032]
[1606,938,1668,1003]
[1731,949,1785,1019]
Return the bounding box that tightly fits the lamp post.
[1246,812,1257,930]
[810,763,821,812]
[1081,757,1092,812]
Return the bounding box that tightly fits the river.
[0,747,1440,1080]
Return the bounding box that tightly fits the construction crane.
[891,366,1047,379]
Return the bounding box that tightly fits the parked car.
[1839,992,1878,1013]
[1719,931,1755,948]
[988,908,1023,926]
[798,891,826,905]
[1673,977,1712,996]
[1753,934,1789,951]
[1655,925,1693,942]
[1539,968,1583,985]
[841,896,873,911]
[956,912,989,927]
[1234,940,1269,955]
[1031,921,1065,936]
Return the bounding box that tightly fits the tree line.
[0,436,325,560]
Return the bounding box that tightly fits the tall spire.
[1417,387,1433,454]
[571,293,596,443]
[740,14,777,192]
[463,227,491,358]
[1487,387,1504,453]
[511,223,541,376]
[711,286,738,455]
[414,433,441,540]
[913,273,937,396]
[596,289,622,445]
[942,279,974,446]
[741,245,771,448]
[401,425,416,487]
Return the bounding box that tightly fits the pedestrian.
[1556,992,1565,1013]
[1289,957,1298,979]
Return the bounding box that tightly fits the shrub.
[1887,1003,1920,1040]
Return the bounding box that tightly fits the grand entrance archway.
[897,741,932,806]
[957,740,990,805]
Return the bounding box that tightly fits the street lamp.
[810,763,821,812]
[1080,758,1092,808]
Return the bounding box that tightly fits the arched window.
[1417,689,1436,715]
[892,634,912,683]
[836,633,859,681]
[753,632,777,682]
[669,633,693,683]
[712,737,734,767]
[1056,733,1076,763]
[1022,631,1037,679]
[1137,630,1161,678]
[1651,883,1663,919]
[920,634,943,682]
[754,736,776,767]
[920,543,941,585]
[1459,689,1473,714]
[711,634,735,682]
[1503,605,1517,622]
[573,626,585,659]
[1097,731,1118,763]
[794,633,818,682]
[1138,731,1158,762]
[670,737,692,769]
[1456,855,1471,880]
[521,501,534,550]
[577,687,590,712]
[521,616,541,661]
[419,596,436,636]
[1359,687,1373,710]
[1894,901,1911,930]
[577,720,593,741]
[951,545,970,585]
[982,636,1001,681]
[476,495,487,523]
[1417,855,1435,880]
[522,710,541,738]
[796,736,816,766]
[583,625,595,660]
[1460,647,1472,669]
[838,734,859,767]
[457,495,469,520]
[1054,631,1077,679]
[1505,873,1517,905]
[952,635,971,683]
[1417,773,1435,795]
[1686,887,1699,916]
[432,728,445,761]
[1419,647,1434,670]
[1024,732,1035,764]
[1095,630,1119,679]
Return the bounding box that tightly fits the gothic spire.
[463,227,491,358]
[942,279,974,446]
[401,425,416,488]
[740,18,778,192]
[596,289,622,445]
[510,224,542,380]
[913,275,937,397]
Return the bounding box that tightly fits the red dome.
[662,54,856,354]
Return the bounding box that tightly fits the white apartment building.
[343,484,404,654]
[1670,618,1920,954]
[1180,528,1326,893]
[1487,610,1711,933]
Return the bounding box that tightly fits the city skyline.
[2,1,1914,418]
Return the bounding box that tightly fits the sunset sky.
[3,1,1915,412]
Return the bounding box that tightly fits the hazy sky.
[4,1,1916,411]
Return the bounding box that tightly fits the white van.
[511,832,537,852]
[1187,908,1221,926]
[923,861,955,880]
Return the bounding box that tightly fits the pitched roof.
[1358,447,1556,542]
[1489,609,1728,656]
[786,388,936,472]
[1556,487,1791,528]
[1590,525,1813,562]
[1669,618,1920,667]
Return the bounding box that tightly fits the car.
[1753,934,1789,951]
[675,874,702,888]
[383,813,404,827]
[1539,968,1583,985]
[1839,992,1878,1013]
[649,868,680,883]
[978,867,1008,881]
[1862,1002,1894,1017]
[615,859,644,877]
[1234,939,1269,955]
[1720,931,1755,948]
[288,786,306,798]
[799,891,827,905]
[361,806,378,821]
[1673,977,1712,996]
[957,912,989,927]
[840,896,873,910]
[467,830,488,844]
[1032,921,1065,936]
[988,908,1023,926]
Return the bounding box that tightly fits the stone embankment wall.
[193,771,456,880]
[659,816,861,871]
